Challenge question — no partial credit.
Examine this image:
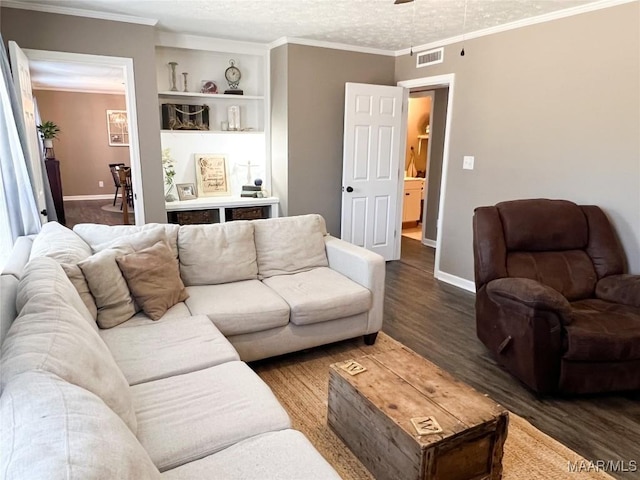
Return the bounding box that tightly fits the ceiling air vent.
[416,48,444,68]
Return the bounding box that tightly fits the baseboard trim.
[434,270,476,293]
[422,238,437,248]
[63,194,113,201]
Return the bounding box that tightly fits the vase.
[165,180,177,202]
[168,62,178,91]
[43,139,55,159]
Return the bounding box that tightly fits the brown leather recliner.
[473,199,640,394]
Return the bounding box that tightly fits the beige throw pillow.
[79,245,138,328]
[116,241,189,321]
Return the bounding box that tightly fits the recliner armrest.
[487,277,572,319]
[596,274,640,307]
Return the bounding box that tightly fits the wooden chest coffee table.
[328,346,508,480]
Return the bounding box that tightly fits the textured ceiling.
[13,0,601,51]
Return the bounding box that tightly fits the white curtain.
[0,36,41,269]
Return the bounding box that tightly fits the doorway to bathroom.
[400,86,449,258]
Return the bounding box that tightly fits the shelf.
[161,129,263,134]
[166,195,279,212]
[158,91,264,100]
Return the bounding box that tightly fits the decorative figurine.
[182,72,188,92]
[168,62,178,91]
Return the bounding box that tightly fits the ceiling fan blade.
[394,0,414,4]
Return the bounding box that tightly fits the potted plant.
[37,121,61,159]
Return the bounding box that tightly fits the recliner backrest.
[473,199,625,300]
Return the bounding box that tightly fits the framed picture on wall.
[195,154,230,196]
[106,110,129,146]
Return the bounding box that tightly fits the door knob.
[40,209,47,216]
[346,186,354,193]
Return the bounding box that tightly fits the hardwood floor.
[63,199,133,228]
[384,237,640,479]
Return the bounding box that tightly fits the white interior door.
[341,82,406,260]
[9,41,47,223]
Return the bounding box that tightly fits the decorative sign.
[411,416,443,436]
[339,360,367,376]
[195,154,230,197]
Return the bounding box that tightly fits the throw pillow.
[61,263,98,321]
[79,245,138,328]
[116,241,189,321]
[78,230,171,328]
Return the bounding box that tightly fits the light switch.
[463,156,475,170]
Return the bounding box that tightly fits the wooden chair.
[109,163,133,210]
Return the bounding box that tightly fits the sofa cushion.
[100,315,239,385]
[162,429,340,480]
[263,267,372,326]
[253,214,328,279]
[116,241,189,321]
[28,223,98,319]
[17,257,97,332]
[29,221,92,264]
[0,295,137,433]
[124,302,192,327]
[131,361,291,472]
[74,223,179,257]
[0,371,160,480]
[185,281,290,336]
[564,299,640,362]
[178,221,258,286]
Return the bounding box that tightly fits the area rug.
[100,204,134,214]
[253,333,613,480]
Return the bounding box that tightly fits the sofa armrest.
[487,278,572,321]
[324,235,385,334]
[1,236,35,279]
[596,274,640,307]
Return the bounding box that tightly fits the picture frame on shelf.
[106,110,129,146]
[176,183,197,201]
[195,154,230,197]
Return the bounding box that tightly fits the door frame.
[397,74,455,281]
[23,49,145,225]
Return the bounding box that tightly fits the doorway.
[23,48,144,226]
[396,75,455,280]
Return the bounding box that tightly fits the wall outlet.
[463,156,475,170]
[98,181,104,188]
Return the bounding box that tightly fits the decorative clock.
[224,59,243,95]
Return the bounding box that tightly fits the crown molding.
[394,0,636,56]
[2,0,157,26]
[155,31,268,55]
[269,37,395,57]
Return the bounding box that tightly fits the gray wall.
[424,88,448,242]
[396,2,640,281]
[270,45,289,217]
[2,7,166,223]
[273,44,395,236]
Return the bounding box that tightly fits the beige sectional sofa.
[0,214,385,478]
